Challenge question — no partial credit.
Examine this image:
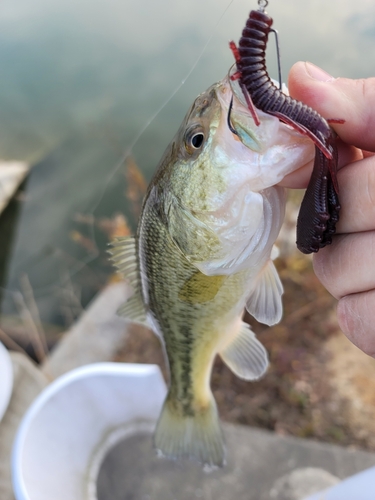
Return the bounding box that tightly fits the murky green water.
[0,0,373,325]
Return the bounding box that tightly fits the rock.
[269,467,340,500]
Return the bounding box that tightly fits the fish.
[109,72,314,467]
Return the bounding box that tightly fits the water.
[0,0,373,326]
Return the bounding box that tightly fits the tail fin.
[154,395,225,468]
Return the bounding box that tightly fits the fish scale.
[111,75,314,466]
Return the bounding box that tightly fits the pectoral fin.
[220,322,268,380]
[246,259,283,326]
[108,236,149,326]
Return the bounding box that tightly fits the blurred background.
[0,0,375,449]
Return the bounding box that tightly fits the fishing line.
[91,0,238,215]
[60,0,238,280]
[2,0,239,307]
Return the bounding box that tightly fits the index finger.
[288,62,375,152]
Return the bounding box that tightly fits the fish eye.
[191,133,204,149]
[184,126,205,154]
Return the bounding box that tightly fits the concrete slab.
[97,424,375,500]
[42,281,133,378]
[0,161,29,215]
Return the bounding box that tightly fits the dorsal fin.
[108,236,139,290]
[108,236,148,326]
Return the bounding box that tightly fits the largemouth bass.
[110,74,314,467]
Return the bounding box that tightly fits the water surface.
[0,0,373,325]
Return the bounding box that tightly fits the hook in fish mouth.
[227,96,239,136]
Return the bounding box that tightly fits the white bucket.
[12,362,167,500]
[0,341,13,422]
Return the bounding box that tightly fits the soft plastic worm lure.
[230,0,343,254]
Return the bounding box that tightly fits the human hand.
[282,61,375,356]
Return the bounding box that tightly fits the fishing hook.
[259,1,282,89]
[270,28,282,90]
[227,96,239,136]
[258,0,268,12]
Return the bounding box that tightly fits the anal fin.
[245,259,283,326]
[117,292,148,326]
[220,322,268,380]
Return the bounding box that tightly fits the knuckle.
[365,163,375,210]
[354,77,375,103]
[312,248,331,286]
[314,234,363,299]
[356,78,375,139]
[313,242,344,298]
[337,293,375,358]
[336,296,355,337]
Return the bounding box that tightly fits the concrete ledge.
[42,282,133,378]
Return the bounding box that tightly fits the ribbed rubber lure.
[229,0,342,254]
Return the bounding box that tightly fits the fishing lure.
[229,0,342,254]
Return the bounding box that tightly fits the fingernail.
[305,62,334,82]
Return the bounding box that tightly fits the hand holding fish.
[284,61,375,357]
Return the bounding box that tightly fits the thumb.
[288,62,375,152]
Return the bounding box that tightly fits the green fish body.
[110,75,314,466]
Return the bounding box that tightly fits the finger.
[337,140,363,169]
[335,155,375,233]
[288,62,375,152]
[279,140,362,189]
[313,232,375,300]
[337,290,375,357]
[278,160,312,188]
[363,150,375,158]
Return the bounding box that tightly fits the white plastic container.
[0,341,13,422]
[12,362,167,500]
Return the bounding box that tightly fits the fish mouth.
[216,66,295,154]
[226,64,288,111]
